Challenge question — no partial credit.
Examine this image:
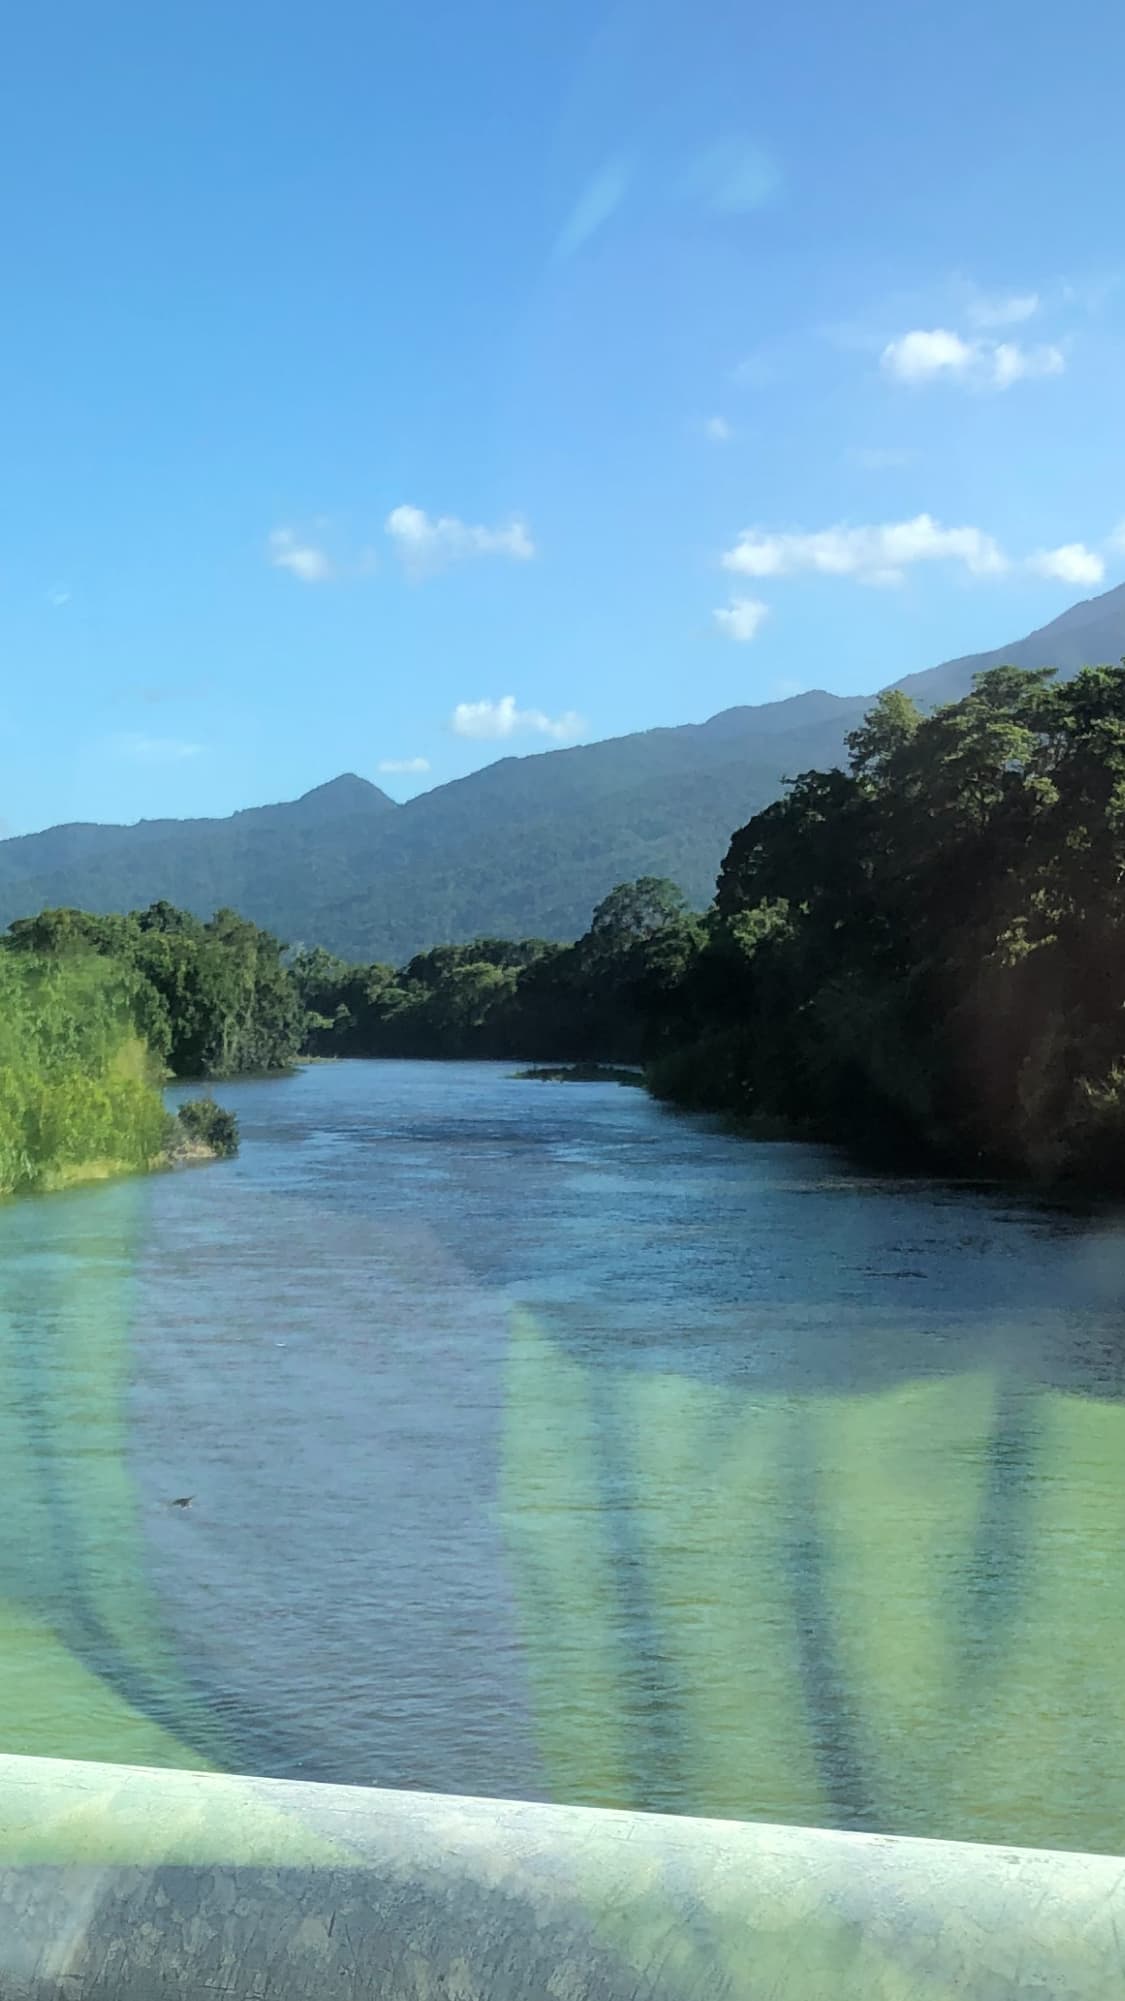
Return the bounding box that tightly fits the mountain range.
[5,582,1125,962]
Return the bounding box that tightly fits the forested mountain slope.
[3,583,1124,958]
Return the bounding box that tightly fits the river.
[2,1058,1123,1852]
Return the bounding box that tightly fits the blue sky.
[3,0,1125,833]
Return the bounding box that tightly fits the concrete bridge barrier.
[0,1753,1121,1998]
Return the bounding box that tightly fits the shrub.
[175,1097,240,1158]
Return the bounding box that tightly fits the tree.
[845,688,920,783]
[663,661,1125,1180]
[587,878,690,951]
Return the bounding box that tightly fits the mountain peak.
[297,773,395,812]
[276,774,397,827]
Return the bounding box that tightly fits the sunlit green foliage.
[7,902,303,1077]
[0,899,285,1195]
[0,952,168,1194]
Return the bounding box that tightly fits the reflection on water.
[1,1059,1124,1850]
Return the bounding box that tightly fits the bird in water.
[170,1496,194,1509]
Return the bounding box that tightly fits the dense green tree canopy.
[660,662,1125,1181]
[7,902,303,1078]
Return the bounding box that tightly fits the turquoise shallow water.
[2,1059,1123,1851]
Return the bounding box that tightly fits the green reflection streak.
[0,1177,221,1772]
[501,1310,1125,1855]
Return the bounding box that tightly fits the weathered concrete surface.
[0,1753,1122,1998]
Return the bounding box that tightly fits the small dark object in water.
[514,1064,645,1087]
[170,1496,194,1508]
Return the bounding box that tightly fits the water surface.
[2,1059,1123,1851]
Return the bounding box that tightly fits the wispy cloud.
[387,505,535,576]
[450,696,586,743]
[268,527,334,583]
[111,734,204,762]
[682,136,780,214]
[377,756,430,775]
[126,678,215,707]
[714,596,769,642]
[703,415,733,442]
[881,326,1064,390]
[47,583,71,608]
[1060,273,1121,315]
[730,348,780,390]
[1027,543,1105,586]
[721,514,1008,588]
[849,446,915,471]
[967,291,1040,328]
[555,155,633,259]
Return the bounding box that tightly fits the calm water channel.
[2,1059,1124,1852]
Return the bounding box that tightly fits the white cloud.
[268,528,333,583]
[450,696,586,743]
[991,341,1065,388]
[967,291,1040,328]
[881,327,976,382]
[721,513,1008,588]
[386,505,535,575]
[1027,543,1105,586]
[881,326,1065,390]
[47,583,71,607]
[112,734,203,762]
[377,756,430,775]
[704,415,733,442]
[714,596,769,642]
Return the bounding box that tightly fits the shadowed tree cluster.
[653,664,1125,1181]
[291,877,705,1065]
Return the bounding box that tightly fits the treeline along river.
[2,1059,1124,1853]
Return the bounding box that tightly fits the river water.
[2,1059,1124,1852]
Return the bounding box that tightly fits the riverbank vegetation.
[0,904,289,1194]
[6,903,303,1077]
[170,1097,241,1160]
[659,660,1125,1183]
[514,1064,646,1086]
[0,952,167,1194]
[6,663,1125,1187]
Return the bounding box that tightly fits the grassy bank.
[0,954,238,1199]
